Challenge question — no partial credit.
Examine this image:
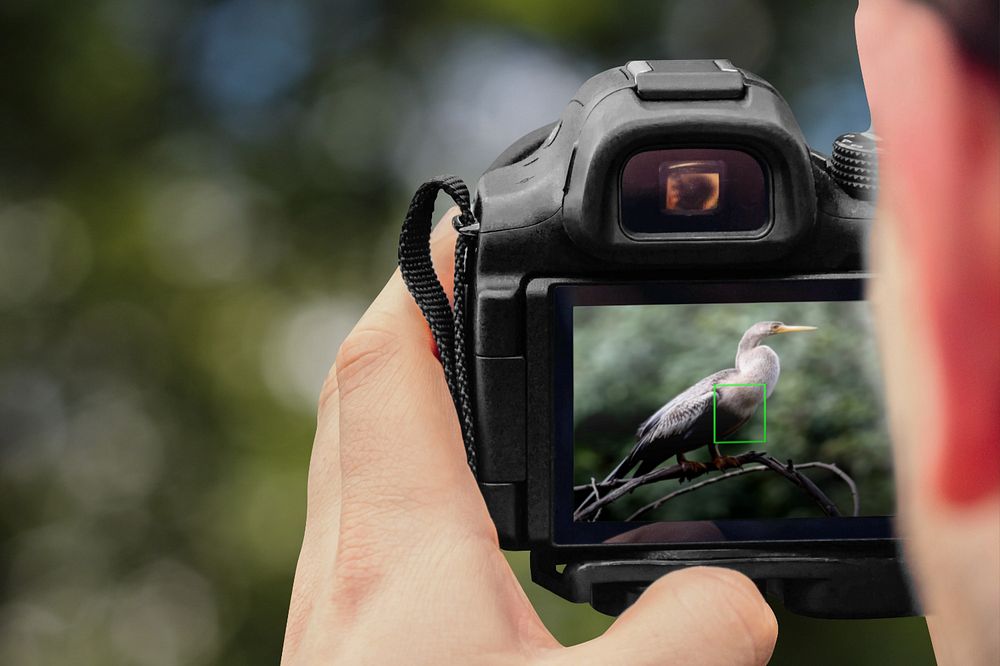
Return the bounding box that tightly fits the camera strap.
[398,175,478,476]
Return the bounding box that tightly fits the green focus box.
[712,383,767,444]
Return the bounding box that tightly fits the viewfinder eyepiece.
[620,148,770,236]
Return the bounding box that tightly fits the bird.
[602,321,816,484]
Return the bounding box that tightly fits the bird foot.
[678,460,708,481]
[712,455,743,471]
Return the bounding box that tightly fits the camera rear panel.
[467,60,914,617]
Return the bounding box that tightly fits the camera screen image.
[562,287,895,543]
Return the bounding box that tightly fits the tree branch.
[573,451,858,522]
[625,460,860,521]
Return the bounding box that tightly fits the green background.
[0,0,934,663]
[573,302,895,522]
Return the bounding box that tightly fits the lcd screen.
[552,280,895,545]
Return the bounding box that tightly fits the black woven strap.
[398,175,478,475]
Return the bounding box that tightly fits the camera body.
[466,60,915,617]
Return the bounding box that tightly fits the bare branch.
[589,477,603,521]
[799,461,860,517]
[625,460,860,521]
[573,451,762,521]
[754,455,841,517]
[625,463,770,521]
[573,451,858,522]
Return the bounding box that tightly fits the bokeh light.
[0,1,930,664]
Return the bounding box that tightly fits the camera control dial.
[830,132,879,200]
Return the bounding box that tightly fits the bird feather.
[635,368,734,446]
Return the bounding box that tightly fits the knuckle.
[329,488,496,618]
[334,325,400,398]
[330,516,391,618]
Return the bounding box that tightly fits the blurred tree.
[0,1,930,663]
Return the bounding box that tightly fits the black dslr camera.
[401,60,916,618]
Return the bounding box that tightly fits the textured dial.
[830,132,879,200]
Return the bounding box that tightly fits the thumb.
[567,567,777,666]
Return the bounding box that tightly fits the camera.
[433,60,915,618]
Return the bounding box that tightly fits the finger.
[283,368,344,660]
[565,567,777,666]
[333,208,492,541]
[297,206,459,547]
[335,208,467,481]
[286,209,505,658]
[292,206,457,563]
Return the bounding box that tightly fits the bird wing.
[635,368,734,447]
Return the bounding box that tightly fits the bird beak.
[773,324,818,334]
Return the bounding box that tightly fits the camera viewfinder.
[620,148,769,236]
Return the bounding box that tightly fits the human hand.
[281,210,778,664]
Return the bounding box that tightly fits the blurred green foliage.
[573,302,895,521]
[0,0,932,663]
